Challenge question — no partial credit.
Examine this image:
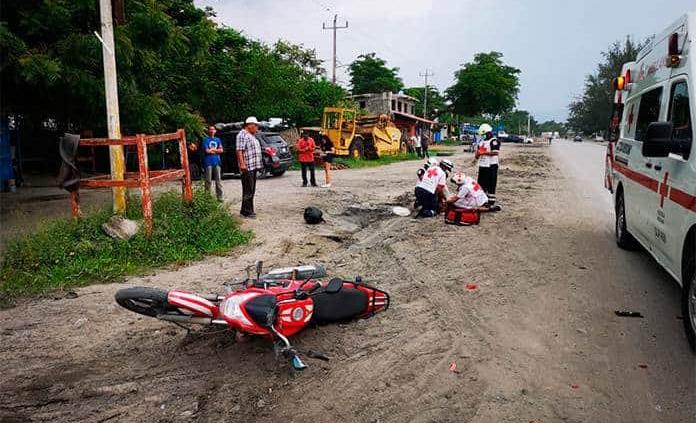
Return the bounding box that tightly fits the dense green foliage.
[499,110,537,135]
[446,52,520,117]
[349,53,404,95]
[0,0,344,138]
[403,86,445,119]
[0,189,252,301]
[537,120,566,135]
[567,37,644,135]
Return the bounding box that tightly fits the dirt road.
[1,143,694,422]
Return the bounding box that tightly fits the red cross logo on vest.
[427,168,439,178]
[659,172,670,208]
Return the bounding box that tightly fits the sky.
[195,0,694,122]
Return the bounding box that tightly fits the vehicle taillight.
[624,69,631,85]
[265,146,277,156]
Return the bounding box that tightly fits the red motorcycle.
[115,263,389,370]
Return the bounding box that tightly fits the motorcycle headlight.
[221,293,255,326]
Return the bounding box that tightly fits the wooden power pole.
[323,14,348,84]
[419,69,434,119]
[98,0,126,213]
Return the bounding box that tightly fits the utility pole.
[98,0,126,213]
[323,14,348,84]
[419,69,434,119]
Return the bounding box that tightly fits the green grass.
[0,189,252,302]
[289,152,421,170]
[334,152,421,168]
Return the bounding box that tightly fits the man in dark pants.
[421,133,430,158]
[296,132,317,187]
[475,123,500,206]
[235,117,263,218]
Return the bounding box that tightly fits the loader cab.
[608,12,696,349]
[322,107,357,151]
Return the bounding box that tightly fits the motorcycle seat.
[311,288,368,324]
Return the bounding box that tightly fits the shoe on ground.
[321,183,332,188]
[311,184,318,187]
[241,213,257,219]
[302,183,308,187]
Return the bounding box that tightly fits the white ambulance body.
[607,12,696,349]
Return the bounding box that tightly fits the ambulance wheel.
[684,273,696,351]
[615,192,638,250]
[683,239,696,352]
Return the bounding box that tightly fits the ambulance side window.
[623,99,638,139]
[635,87,663,141]
[668,81,692,159]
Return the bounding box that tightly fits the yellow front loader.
[320,107,402,159]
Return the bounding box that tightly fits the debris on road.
[614,310,644,318]
[465,283,478,291]
[449,362,460,373]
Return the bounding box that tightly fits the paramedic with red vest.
[475,123,500,205]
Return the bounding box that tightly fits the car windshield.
[263,135,286,145]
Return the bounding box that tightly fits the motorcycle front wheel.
[115,287,175,318]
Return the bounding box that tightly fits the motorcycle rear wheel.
[115,287,175,318]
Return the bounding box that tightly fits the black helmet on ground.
[304,206,325,224]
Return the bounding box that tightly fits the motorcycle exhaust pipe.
[156,314,213,325]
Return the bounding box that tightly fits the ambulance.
[606,12,696,350]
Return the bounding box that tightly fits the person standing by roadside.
[236,117,263,218]
[319,135,334,188]
[411,132,422,158]
[297,132,317,187]
[421,132,430,158]
[475,123,500,206]
[202,125,224,201]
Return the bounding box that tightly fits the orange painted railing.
[72,129,193,235]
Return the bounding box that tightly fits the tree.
[0,0,346,139]
[403,86,445,119]
[537,120,566,135]
[348,53,403,95]
[499,110,537,135]
[446,52,520,117]
[567,37,645,134]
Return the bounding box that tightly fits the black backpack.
[304,206,324,224]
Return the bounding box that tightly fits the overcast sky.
[195,0,693,122]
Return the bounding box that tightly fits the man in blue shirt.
[202,125,223,201]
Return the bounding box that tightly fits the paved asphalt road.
[549,138,695,422]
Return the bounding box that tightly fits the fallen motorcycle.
[115,262,389,370]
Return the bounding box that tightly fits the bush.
[0,189,252,302]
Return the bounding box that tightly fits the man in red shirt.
[296,132,317,187]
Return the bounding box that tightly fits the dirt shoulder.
[0,144,693,423]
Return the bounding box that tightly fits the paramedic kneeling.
[415,159,454,217]
[447,172,489,209]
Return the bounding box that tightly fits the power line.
[419,69,434,118]
[322,14,348,84]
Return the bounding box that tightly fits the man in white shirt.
[414,159,454,217]
[411,133,422,158]
[475,123,500,205]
